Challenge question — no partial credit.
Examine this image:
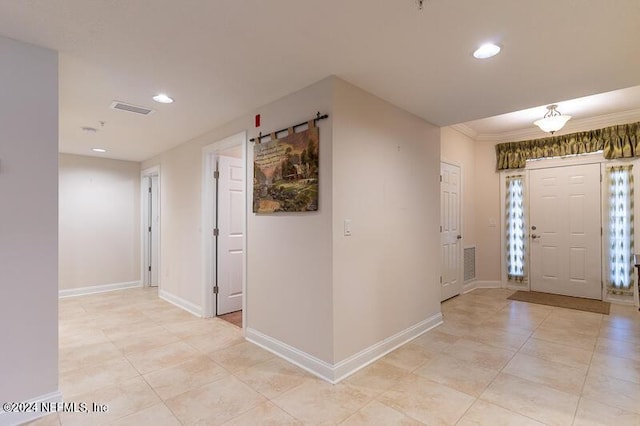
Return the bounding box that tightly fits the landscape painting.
[253,126,319,213]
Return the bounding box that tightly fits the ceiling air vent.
[110,101,155,116]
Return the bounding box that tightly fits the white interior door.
[149,175,159,287]
[441,162,462,301]
[529,163,602,299]
[217,156,244,315]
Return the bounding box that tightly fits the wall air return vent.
[110,101,155,116]
[464,245,476,282]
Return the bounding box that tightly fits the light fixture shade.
[533,105,571,134]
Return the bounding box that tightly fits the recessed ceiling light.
[153,94,174,104]
[91,148,107,153]
[473,43,501,59]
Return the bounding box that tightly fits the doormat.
[507,291,610,315]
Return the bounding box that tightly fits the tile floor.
[27,287,640,425]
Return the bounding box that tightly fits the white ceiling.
[1,0,639,161]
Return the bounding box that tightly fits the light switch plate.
[344,219,352,236]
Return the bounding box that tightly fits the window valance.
[495,121,640,170]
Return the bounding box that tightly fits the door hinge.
[213,286,219,294]
[440,276,442,283]
[213,170,220,179]
[440,225,443,232]
[148,226,152,232]
[600,174,602,182]
[601,227,603,236]
[148,265,151,272]
[440,175,443,182]
[213,228,219,237]
[148,186,152,193]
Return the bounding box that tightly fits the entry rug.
[507,291,610,315]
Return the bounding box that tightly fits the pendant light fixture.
[533,104,571,134]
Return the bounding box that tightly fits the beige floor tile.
[101,321,170,341]
[589,352,640,384]
[163,318,231,339]
[598,323,640,345]
[59,328,111,348]
[480,373,579,426]
[465,326,532,351]
[340,400,421,425]
[520,337,593,368]
[110,402,181,426]
[233,357,311,400]
[110,330,182,354]
[502,353,587,395]
[165,375,267,425]
[222,401,302,425]
[531,324,597,351]
[125,341,201,374]
[59,341,124,373]
[273,380,371,424]
[343,360,409,396]
[210,341,275,372]
[60,356,140,399]
[411,328,459,353]
[413,354,499,397]
[377,374,475,425]
[92,311,151,328]
[574,397,640,426]
[482,315,543,333]
[183,327,245,354]
[143,355,229,400]
[58,376,161,426]
[456,400,545,426]
[595,336,640,362]
[582,373,640,414]
[443,338,516,370]
[380,343,436,372]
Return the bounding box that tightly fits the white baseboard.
[463,280,501,294]
[0,390,62,426]
[58,281,141,298]
[246,312,443,384]
[159,289,203,317]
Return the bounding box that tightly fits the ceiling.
[1,0,639,161]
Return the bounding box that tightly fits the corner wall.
[59,154,141,293]
[332,79,442,364]
[0,36,60,423]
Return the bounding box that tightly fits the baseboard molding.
[0,390,62,426]
[58,281,141,298]
[246,312,443,384]
[463,280,501,294]
[159,289,203,317]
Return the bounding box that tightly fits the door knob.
[456,235,462,240]
[531,234,540,239]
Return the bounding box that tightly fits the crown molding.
[471,107,640,143]
[449,123,478,139]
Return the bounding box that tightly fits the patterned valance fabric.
[495,121,640,170]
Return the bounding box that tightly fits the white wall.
[332,79,441,362]
[0,36,59,416]
[142,77,335,362]
[59,154,141,290]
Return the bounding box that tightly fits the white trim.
[449,123,478,140]
[0,390,62,426]
[158,289,203,317]
[59,281,141,298]
[246,313,443,384]
[463,280,501,294]
[201,131,247,322]
[140,165,161,289]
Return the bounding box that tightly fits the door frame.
[141,165,161,288]
[440,159,464,299]
[201,131,248,327]
[499,152,639,304]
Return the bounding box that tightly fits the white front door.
[529,163,602,299]
[217,155,244,315]
[441,162,462,301]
